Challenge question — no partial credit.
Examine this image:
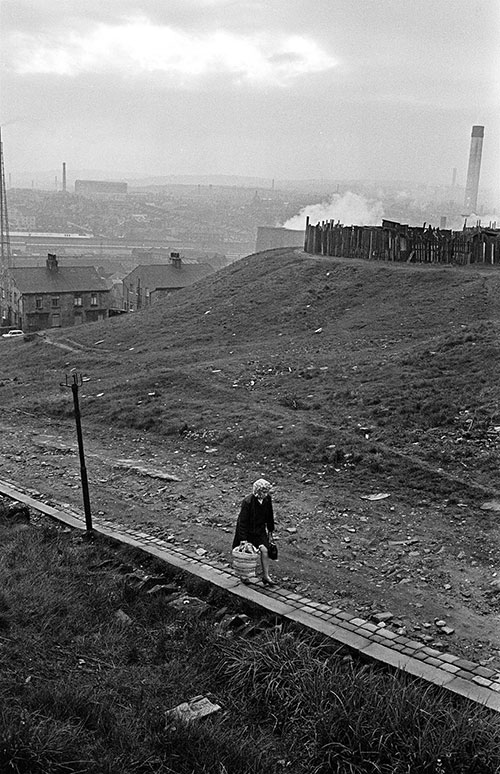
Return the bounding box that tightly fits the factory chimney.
[62,162,67,193]
[463,125,484,214]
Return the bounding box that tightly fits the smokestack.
[464,125,484,214]
[62,162,67,193]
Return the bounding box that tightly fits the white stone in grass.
[115,609,133,625]
[165,696,221,724]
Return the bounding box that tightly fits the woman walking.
[232,478,276,586]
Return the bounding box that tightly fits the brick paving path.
[1,479,499,713]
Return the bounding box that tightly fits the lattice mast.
[0,127,12,269]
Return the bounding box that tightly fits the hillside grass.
[0,502,499,774]
[4,249,500,504]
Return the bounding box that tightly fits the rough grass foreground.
[0,516,498,774]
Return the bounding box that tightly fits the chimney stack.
[170,251,182,268]
[464,125,484,214]
[62,162,67,193]
[46,253,59,272]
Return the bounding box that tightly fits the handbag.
[268,542,278,561]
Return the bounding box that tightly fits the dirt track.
[1,409,498,671]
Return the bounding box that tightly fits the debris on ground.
[165,696,221,724]
[166,595,211,616]
[481,501,500,511]
[115,609,133,626]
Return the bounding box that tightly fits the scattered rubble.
[371,612,394,623]
[167,595,211,616]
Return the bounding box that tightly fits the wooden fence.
[304,218,500,266]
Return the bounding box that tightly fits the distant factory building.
[255,226,305,253]
[75,179,128,199]
[123,253,214,311]
[8,253,111,331]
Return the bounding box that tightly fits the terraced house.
[123,254,214,311]
[7,254,111,331]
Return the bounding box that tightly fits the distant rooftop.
[10,265,110,294]
[124,262,214,290]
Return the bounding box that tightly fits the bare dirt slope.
[1,248,499,668]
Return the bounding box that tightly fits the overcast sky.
[1,0,499,190]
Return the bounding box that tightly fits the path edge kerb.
[0,478,499,715]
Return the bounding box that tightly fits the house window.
[74,294,82,306]
[90,293,98,306]
[51,314,60,327]
[35,297,43,309]
[51,296,60,308]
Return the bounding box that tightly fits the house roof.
[9,266,110,294]
[123,263,214,290]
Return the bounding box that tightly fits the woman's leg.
[259,545,272,582]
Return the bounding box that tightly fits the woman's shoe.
[262,578,275,587]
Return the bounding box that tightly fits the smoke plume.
[283,191,384,230]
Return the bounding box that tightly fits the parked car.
[2,329,25,339]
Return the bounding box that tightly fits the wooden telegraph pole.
[62,372,93,534]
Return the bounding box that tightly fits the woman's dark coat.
[232,494,275,550]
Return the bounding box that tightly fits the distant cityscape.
[6,174,498,265]
[1,122,498,334]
